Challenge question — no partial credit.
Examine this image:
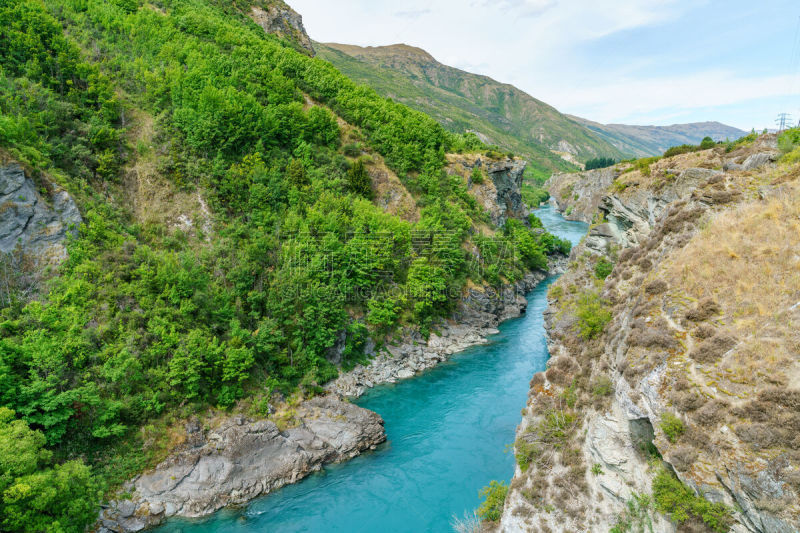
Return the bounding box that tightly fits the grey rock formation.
[250,3,315,56]
[487,159,527,226]
[546,166,619,223]
[99,396,385,532]
[0,163,81,262]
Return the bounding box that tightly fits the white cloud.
[289,0,793,129]
[546,71,798,126]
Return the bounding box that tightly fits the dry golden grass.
[661,177,800,391]
[122,109,212,235]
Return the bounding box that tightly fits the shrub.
[660,413,685,443]
[515,438,540,472]
[592,375,613,396]
[611,179,629,193]
[548,285,564,300]
[342,142,362,157]
[585,157,616,170]
[347,158,372,199]
[699,136,716,149]
[591,463,603,476]
[477,480,508,521]
[594,257,613,280]
[652,468,733,533]
[470,166,485,185]
[574,291,612,339]
[777,127,800,154]
[723,130,758,152]
[663,144,696,158]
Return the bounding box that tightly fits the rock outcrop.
[249,1,315,56]
[546,166,619,223]
[499,134,800,532]
[447,154,527,227]
[0,162,81,263]
[99,396,385,532]
[487,159,527,226]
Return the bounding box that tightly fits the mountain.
[316,42,625,179]
[316,43,747,170]
[569,116,747,158]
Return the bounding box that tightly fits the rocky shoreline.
[98,396,385,532]
[327,257,566,398]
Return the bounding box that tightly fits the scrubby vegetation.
[778,127,800,163]
[0,0,571,527]
[593,257,614,280]
[609,494,654,533]
[652,468,733,532]
[659,413,685,443]
[573,290,612,339]
[521,181,549,207]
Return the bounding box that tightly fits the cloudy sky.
[288,0,800,130]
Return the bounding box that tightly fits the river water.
[154,206,587,533]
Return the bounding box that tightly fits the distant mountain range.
[316,42,746,173]
[568,116,746,158]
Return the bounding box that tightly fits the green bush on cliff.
[594,257,614,280]
[659,413,685,443]
[470,166,485,184]
[477,480,508,521]
[652,468,733,533]
[574,290,612,339]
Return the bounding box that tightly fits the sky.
[288,0,800,131]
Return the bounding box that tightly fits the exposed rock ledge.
[327,257,566,398]
[98,396,385,532]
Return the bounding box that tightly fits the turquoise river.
[154,206,588,533]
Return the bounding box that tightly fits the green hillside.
[0,0,571,528]
[316,43,632,180]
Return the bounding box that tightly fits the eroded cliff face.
[546,166,619,224]
[99,396,385,532]
[498,135,800,533]
[447,154,527,227]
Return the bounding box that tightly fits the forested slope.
[0,1,569,529]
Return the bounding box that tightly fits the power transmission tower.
[776,113,792,132]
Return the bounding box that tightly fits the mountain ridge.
[570,115,747,158]
[317,42,746,166]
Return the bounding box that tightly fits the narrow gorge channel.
[153,207,588,533]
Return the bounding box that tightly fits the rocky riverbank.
[327,258,566,398]
[98,396,385,532]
